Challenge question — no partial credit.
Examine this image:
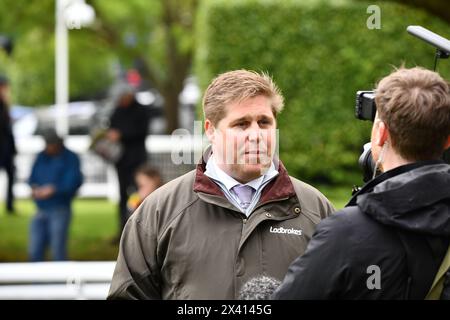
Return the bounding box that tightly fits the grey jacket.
[108,154,335,299]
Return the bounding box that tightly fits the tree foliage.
[195,0,450,185]
[0,0,198,133]
[0,0,114,106]
[87,0,199,133]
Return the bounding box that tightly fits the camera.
[357,142,377,183]
[354,91,378,183]
[355,91,376,121]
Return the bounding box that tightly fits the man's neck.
[212,155,271,184]
[381,151,414,172]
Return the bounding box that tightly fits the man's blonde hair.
[375,66,450,161]
[202,69,284,125]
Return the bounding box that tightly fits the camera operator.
[272,67,450,299]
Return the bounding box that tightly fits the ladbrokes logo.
[269,226,302,236]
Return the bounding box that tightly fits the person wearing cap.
[0,75,17,214]
[106,83,150,243]
[28,129,83,261]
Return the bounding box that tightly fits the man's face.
[0,84,10,104]
[370,111,385,170]
[136,173,160,200]
[205,95,277,183]
[118,93,134,107]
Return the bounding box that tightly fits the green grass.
[316,185,353,211]
[0,186,350,262]
[0,199,120,262]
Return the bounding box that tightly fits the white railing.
[0,261,116,300]
[0,134,204,201]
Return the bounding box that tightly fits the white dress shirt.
[204,155,279,216]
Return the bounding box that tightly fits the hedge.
[194,0,450,186]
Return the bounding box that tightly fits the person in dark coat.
[106,84,149,241]
[272,67,450,300]
[0,75,16,214]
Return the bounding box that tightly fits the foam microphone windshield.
[239,275,281,300]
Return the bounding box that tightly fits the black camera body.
[355,91,376,121]
[358,142,376,183]
[354,91,378,183]
[355,91,377,182]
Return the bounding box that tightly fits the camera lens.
[358,142,376,183]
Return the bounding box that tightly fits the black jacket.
[272,161,450,299]
[0,100,16,167]
[109,99,149,170]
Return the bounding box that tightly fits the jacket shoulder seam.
[157,196,200,242]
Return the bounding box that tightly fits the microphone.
[407,26,450,54]
[238,275,281,300]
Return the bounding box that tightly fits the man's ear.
[204,119,215,143]
[374,121,389,147]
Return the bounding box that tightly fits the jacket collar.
[346,160,443,207]
[356,160,450,236]
[193,146,296,204]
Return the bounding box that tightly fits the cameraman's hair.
[375,67,450,161]
[202,69,284,125]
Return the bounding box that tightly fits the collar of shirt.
[204,155,279,215]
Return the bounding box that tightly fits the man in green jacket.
[108,69,335,299]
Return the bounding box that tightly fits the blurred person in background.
[126,163,162,215]
[106,84,149,244]
[0,75,16,214]
[28,129,83,261]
